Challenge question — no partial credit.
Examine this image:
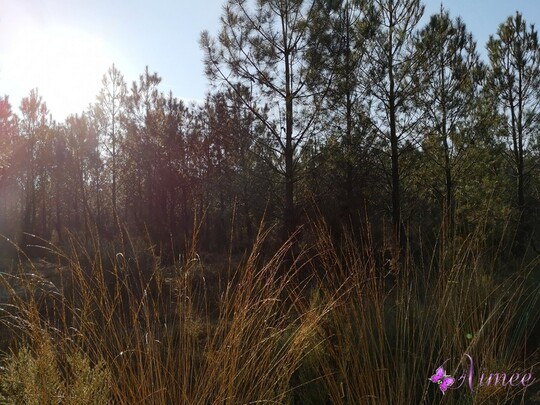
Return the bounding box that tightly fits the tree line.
[1,0,539,262]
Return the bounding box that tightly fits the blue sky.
[0,0,538,121]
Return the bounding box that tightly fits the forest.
[0,0,539,403]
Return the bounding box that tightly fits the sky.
[0,0,539,122]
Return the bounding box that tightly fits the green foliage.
[0,341,111,404]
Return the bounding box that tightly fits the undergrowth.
[0,221,538,404]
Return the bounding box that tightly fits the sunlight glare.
[4,25,115,120]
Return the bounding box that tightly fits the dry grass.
[0,220,538,404]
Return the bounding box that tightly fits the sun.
[4,25,116,120]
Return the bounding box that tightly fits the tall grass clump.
[0,226,338,404]
[307,220,540,404]
[0,218,538,404]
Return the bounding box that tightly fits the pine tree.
[414,8,484,235]
[200,0,332,242]
[367,0,424,248]
[488,12,540,247]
